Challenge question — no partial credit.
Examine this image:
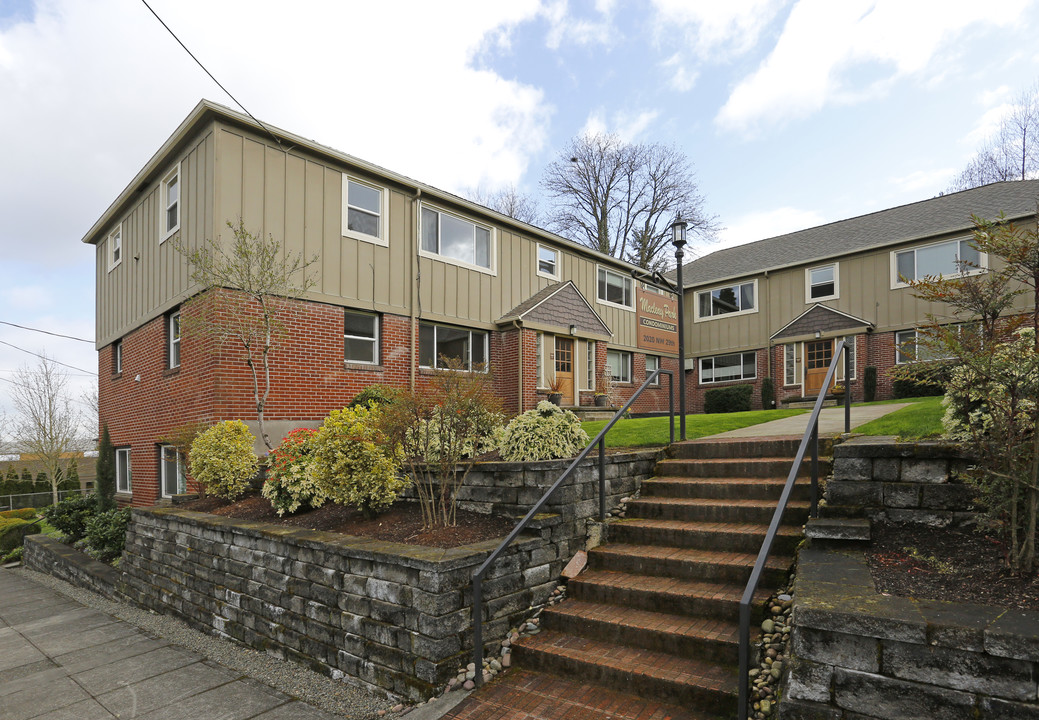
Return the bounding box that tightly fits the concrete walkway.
[0,569,340,720]
[704,403,911,439]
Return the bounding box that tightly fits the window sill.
[162,367,181,378]
[698,378,757,388]
[112,372,123,380]
[343,362,384,372]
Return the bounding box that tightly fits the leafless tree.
[466,184,541,226]
[11,356,83,505]
[949,83,1039,192]
[541,133,717,270]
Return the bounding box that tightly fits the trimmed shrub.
[189,420,259,501]
[348,384,399,409]
[310,406,405,518]
[262,428,324,516]
[84,508,131,562]
[498,401,590,462]
[0,508,37,520]
[760,377,775,410]
[704,384,754,414]
[864,366,878,402]
[0,518,33,554]
[892,364,950,399]
[42,494,96,542]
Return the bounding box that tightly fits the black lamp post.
[671,219,688,441]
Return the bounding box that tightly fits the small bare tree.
[177,220,317,451]
[949,83,1039,191]
[467,184,542,226]
[11,356,82,505]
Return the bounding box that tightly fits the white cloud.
[542,0,617,50]
[0,0,550,266]
[581,109,660,142]
[890,168,958,194]
[963,103,1015,147]
[714,207,828,250]
[716,0,1029,135]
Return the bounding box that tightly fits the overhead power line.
[0,340,97,375]
[0,320,93,344]
[140,0,284,147]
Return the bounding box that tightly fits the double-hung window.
[115,448,131,494]
[645,355,660,385]
[160,445,186,497]
[700,352,756,384]
[806,264,838,301]
[893,239,983,286]
[537,244,559,279]
[168,311,181,369]
[344,311,379,364]
[421,205,493,270]
[419,322,489,371]
[160,164,180,242]
[342,176,386,244]
[697,281,756,320]
[597,267,633,309]
[108,224,122,270]
[606,349,631,383]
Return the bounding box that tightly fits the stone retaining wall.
[826,437,974,525]
[780,547,1039,719]
[23,534,122,601]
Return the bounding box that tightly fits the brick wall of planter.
[825,438,975,525]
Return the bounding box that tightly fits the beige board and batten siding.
[95,129,214,348]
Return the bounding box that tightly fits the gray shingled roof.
[676,180,1039,288]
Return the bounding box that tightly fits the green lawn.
[582,408,807,447]
[853,395,945,439]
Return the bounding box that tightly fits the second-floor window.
[161,164,180,241]
[807,264,838,301]
[421,206,492,270]
[537,244,559,279]
[697,280,756,319]
[597,267,633,309]
[343,176,385,244]
[168,311,181,369]
[893,239,982,286]
[344,311,379,364]
[108,224,122,270]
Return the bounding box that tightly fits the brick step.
[512,629,738,715]
[539,600,740,663]
[441,668,726,720]
[568,569,772,621]
[627,497,811,525]
[589,543,792,586]
[655,457,827,479]
[609,518,803,555]
[670,437,808,460]
[642,476,812,501]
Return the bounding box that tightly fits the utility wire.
[0,321,93,344]
[0,340,97,375]
[140,0,283,147]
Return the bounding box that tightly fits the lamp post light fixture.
[671,219,688,441]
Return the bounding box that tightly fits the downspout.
[512,320,524,413]
[764,270,772,382]
[410,189,423,391]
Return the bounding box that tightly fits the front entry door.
[555,338,575,406]
[804,340,834,396]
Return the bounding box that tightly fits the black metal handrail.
[471,368,675,683]
[737,340,851,718]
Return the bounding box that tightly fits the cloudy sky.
[1,0,1038,433]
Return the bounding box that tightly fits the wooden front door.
[554,337,575,406]
[804,340,834,396]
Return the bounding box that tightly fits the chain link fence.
[0,488,88,513]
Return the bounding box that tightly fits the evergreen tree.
[95,424,116,511]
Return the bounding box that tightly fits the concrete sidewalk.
[704,403,911,439]
[0,569,340,720]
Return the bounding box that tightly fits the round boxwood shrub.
[43,494,96,543]
[189,420,259,501]
[310,406,405,518]
[262,428,324,516]
[498,401,589,462]
[84,508,131,562]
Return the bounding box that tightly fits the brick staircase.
[501,436,825,719]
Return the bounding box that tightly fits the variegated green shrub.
[262,428,324,515]
[498,401,589,462]
[310,406,405,518]
[189,420,259,501]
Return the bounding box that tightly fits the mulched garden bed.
[866,521,1039,611]
[181,494,516,549]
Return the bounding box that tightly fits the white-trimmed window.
[421,205,493,270]
[537,244,559,279]
[892,238,984,287]
[645,355,660,386]
[160,445,186,497]
[696,280,757,320]
[584,340,596,390]
[700,352,757,384]
[535,333,545,388]
[115,448,131,494]
[606,349,631,383]
[113,340,123,375]
[784,344,798,386]
[160,163,180,242]
[168,311,181,369]
[108,223,123,270]
[342,176,387,244]
[344,311,379,364]
[419,322,489,371]
[896,327,963,363]
[597,266,633,309]
[838,335,857,380]
[806,264,838,302]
